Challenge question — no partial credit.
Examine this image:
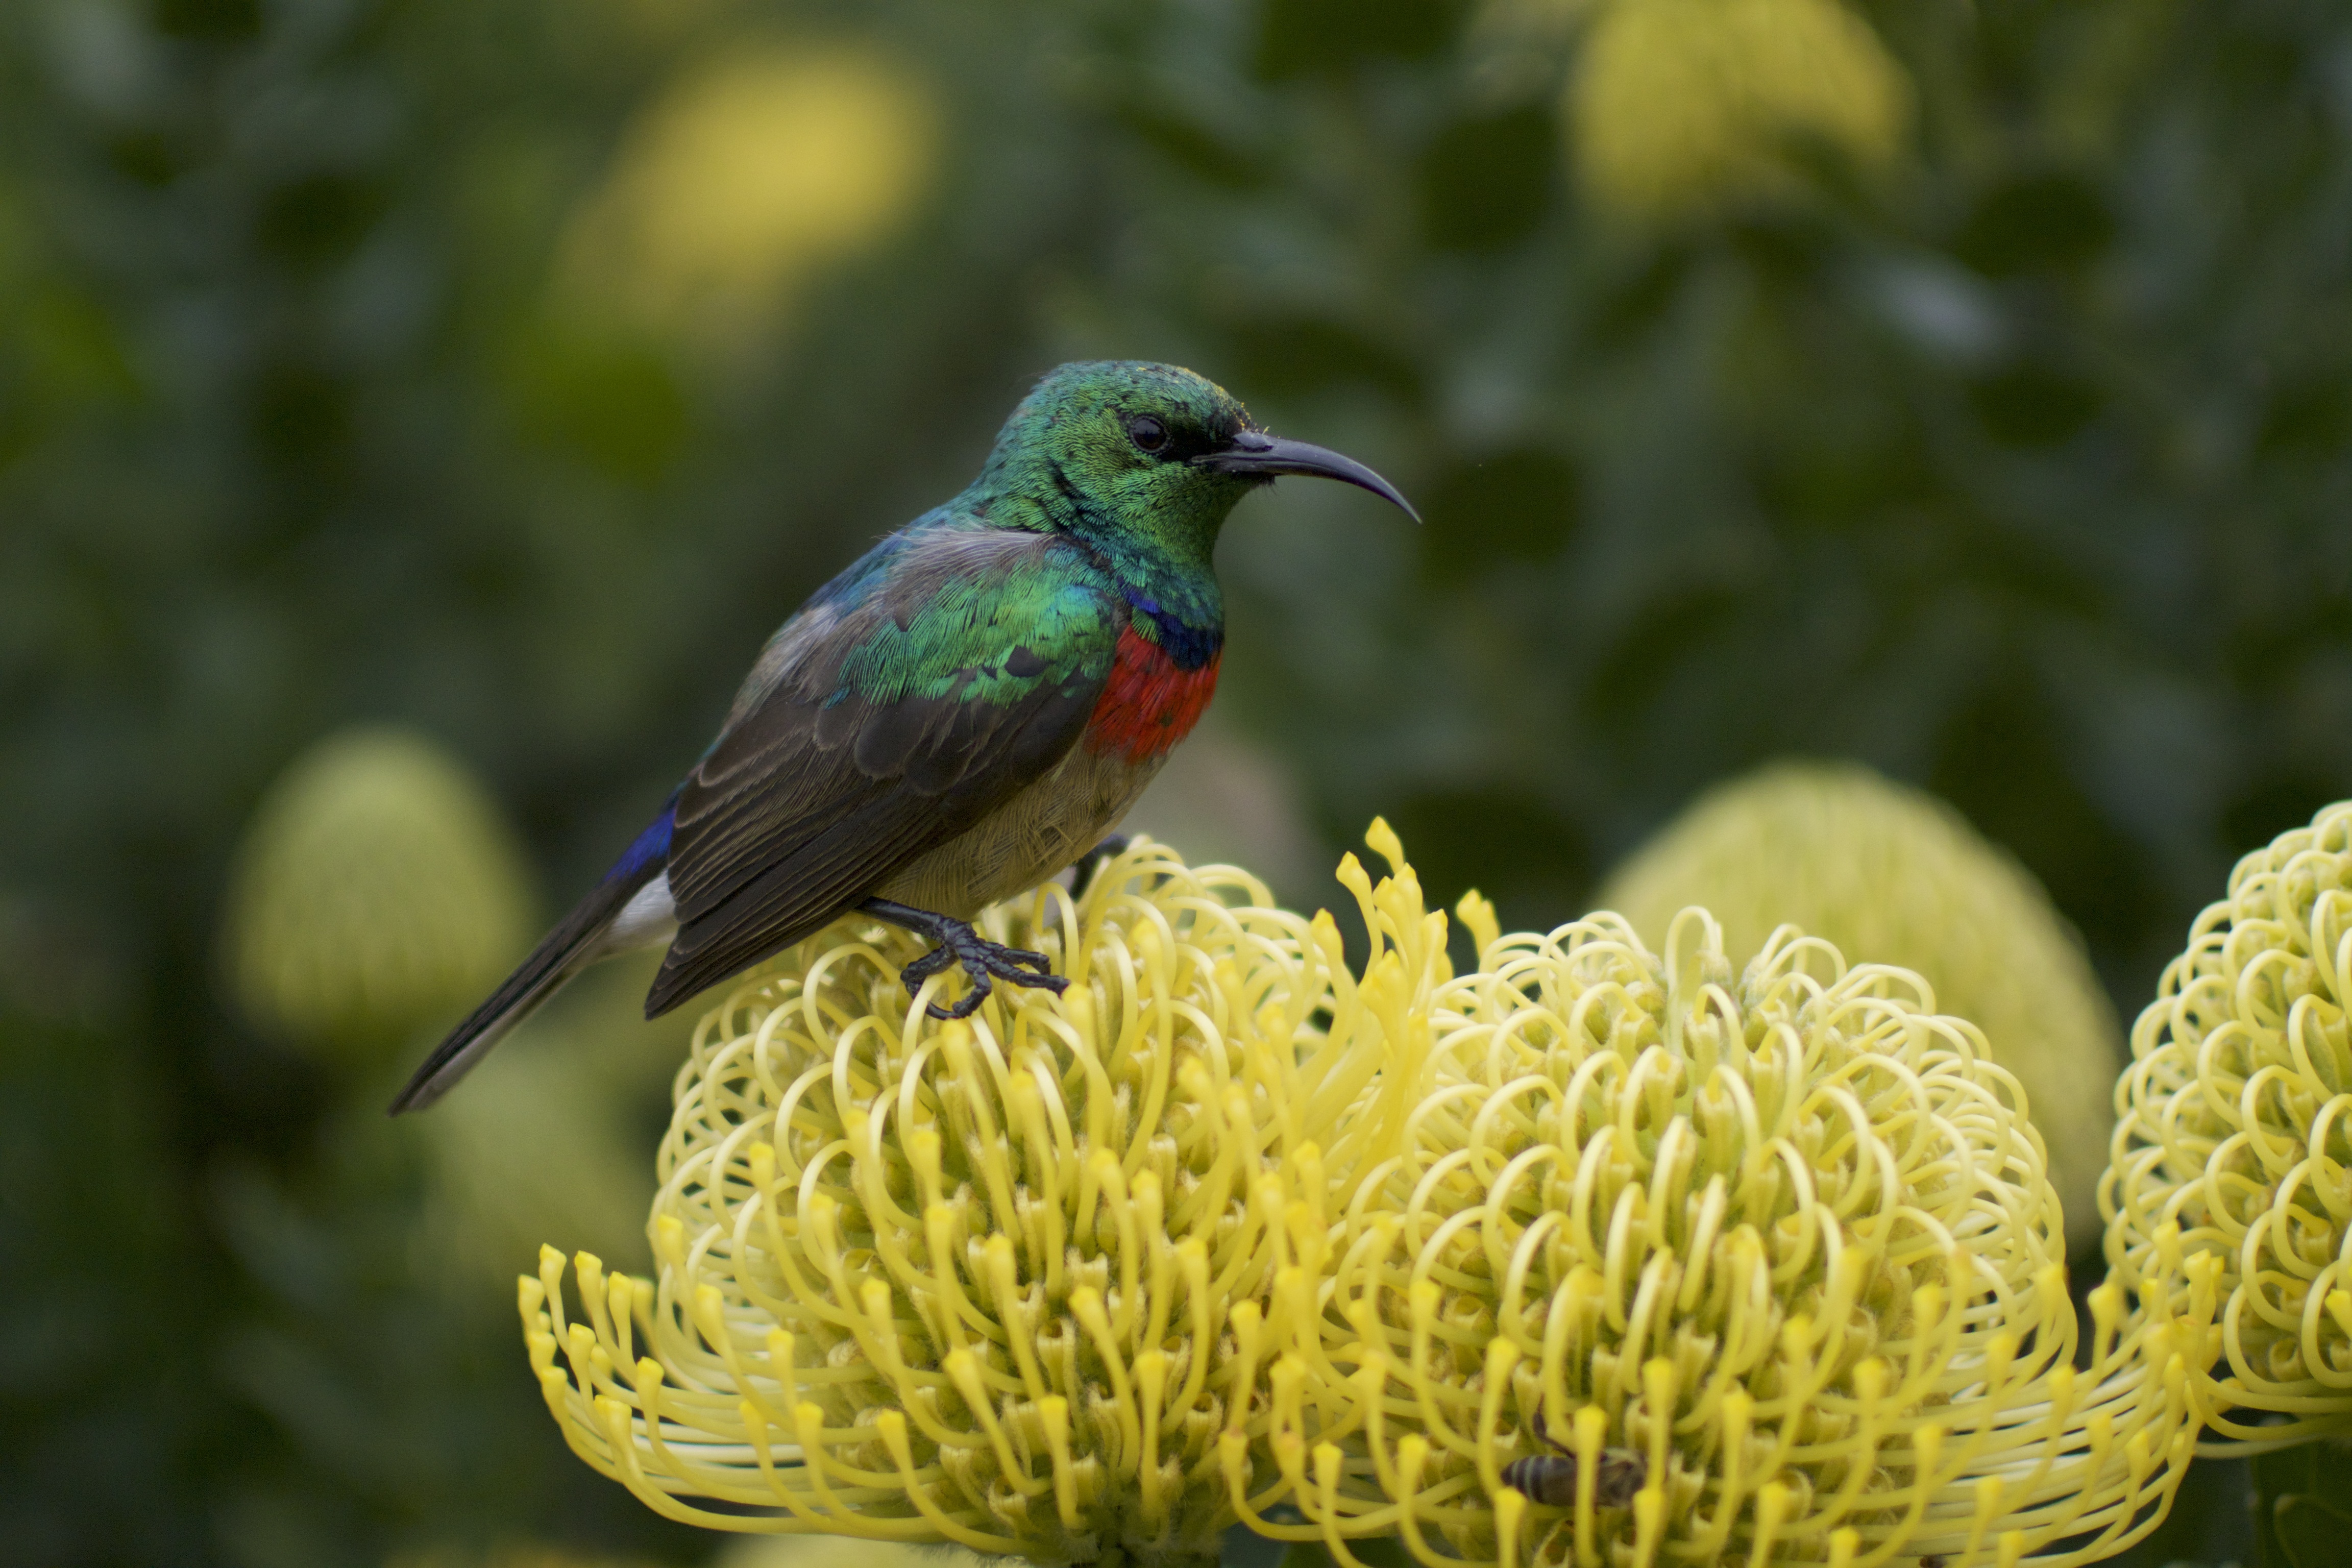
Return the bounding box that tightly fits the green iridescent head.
[966,360,1413,570]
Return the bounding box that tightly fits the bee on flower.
[515,824,2206,1568]
[1234,857,2198,1568]
[1499,1413,1645,1510]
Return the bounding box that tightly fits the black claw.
[899,944,958,985]
[932,974,992,1020]
[860,897,1070,1019]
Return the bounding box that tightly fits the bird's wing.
[643,526,1119,1015]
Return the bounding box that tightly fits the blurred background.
[3,0,2346,1562]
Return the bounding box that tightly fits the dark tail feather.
[387,863,657,1115]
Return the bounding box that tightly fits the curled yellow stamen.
[1257,891,2194,1566]
[2107,799,2352,1448]
[520,832,1446,1560]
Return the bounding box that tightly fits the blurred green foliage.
[2252,1438,2352,1568]
[3,0,2347,1563]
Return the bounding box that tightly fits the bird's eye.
[1126,414,1169,454]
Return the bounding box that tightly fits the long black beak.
[1196,430,1420,522]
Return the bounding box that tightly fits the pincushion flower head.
[2105,799,2352,1447]
[1244,900,2198,1568]
[559,44,936,354]
[522,833,1456,1565]
[224,726,534,1056]
[1602,762,2124,1249]
[1567,0,1909,218]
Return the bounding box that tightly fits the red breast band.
[1085,625,1221,763]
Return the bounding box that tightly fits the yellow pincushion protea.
[2104,799,2352,1448]
[519,836,1436,1565]
[1600,762,2124,1250]
[224,726,534,1054]
[560,44,936,352]
[1242,898,2198,1567]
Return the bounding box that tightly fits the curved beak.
[1195,430,1420,522]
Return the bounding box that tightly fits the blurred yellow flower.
[1600,762,2124,1250]
[223,726,533,1056]
[2105,799,2352,1448]
[560,42,936,352]
[1249,903,2196,1567]
[522,832,1448,1559]
[1571,0,1909,216]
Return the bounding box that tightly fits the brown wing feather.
[643,680,1099,1014]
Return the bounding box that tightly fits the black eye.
[1126,414,1168,454]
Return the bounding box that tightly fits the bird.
[389,360,1414,1113]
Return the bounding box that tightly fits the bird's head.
[969,360,1414,569]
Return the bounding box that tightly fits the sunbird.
[390,361,1412,1112]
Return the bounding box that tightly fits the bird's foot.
[860,898,1069,1020]
[1069,835,1131,897]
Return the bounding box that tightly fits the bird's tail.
[388,807,676,1115]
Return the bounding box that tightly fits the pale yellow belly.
[870,746,1166,917]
